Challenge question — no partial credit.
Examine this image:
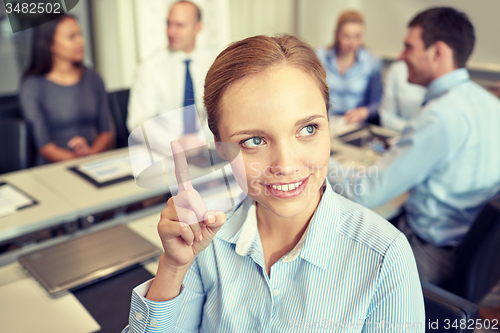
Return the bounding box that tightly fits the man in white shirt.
[379,60,426,132]
[127,1,215,151]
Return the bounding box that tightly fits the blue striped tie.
[183,59,197,134]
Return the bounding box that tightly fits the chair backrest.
[0,94,21,119]
[0,94,19,106]
[450,195,500,303]
[423,281,479,333]
[108,89,130,148]
[0,119,32,174]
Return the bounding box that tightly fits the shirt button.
[150,319,158,327]
[135,312,143,321]
[272,289,280,296]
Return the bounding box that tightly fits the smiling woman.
[122,35,425,333]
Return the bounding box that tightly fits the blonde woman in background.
[316,10,383,123]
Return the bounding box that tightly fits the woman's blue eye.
[298,125,316,137]
[242,137,264,148]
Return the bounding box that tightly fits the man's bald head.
[172,1,201,22]
[167,0,202,53]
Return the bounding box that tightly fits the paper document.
[0,183,36,217]
[0,278,100,333]
[76,154,133,183]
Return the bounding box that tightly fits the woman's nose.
[268,143,297,176]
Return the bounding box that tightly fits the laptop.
[18,225,162,298]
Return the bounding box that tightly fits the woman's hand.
[158,141,226,269]
[146,141,227,301]
[67,136,91,156]
[345,107,369,123]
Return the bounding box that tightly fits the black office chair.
[0,119,33,174]
[0,93,19,106]
[423,281,479,333]
[447,195,500,304]
[0,94,21,119]
[108,89,130,148]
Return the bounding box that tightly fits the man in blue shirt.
[330,7,500,286]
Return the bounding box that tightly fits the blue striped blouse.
[316,47,383,117]
[122,180,425,332]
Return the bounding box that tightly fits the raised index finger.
[171,140,193,192]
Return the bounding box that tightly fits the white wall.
[91,0,137,91]
[228,0,296,42]
[298,0,500,72]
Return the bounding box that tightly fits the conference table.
[0,169,77,245]
[0,124,406,333]
[30,148,165,217]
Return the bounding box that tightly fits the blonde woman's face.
[337,22,364,54]
[217,65,331,219]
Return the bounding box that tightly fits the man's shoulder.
[138,49,171,70]
[334,193,402,257]
[388,60,406,75]
[194,47,219,61]
[451,80,499,104]
[427,80,500,118]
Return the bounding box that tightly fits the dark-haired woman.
[19,15,111,164]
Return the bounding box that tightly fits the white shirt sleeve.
[127,58,163,132]
[380,62,409,132]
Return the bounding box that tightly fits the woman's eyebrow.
[229,129,267,138]
[229,115,326,138]
[295,115,326,126]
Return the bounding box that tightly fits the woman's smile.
[262,175,310,198]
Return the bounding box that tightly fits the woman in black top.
[19,14,112,164]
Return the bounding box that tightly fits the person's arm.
[345,62,383,123]
[329,110,449,208]
[365,61,383,117]
[39,143,77,162]
[379,65,409,132]
[90,132,112,154]
[121,258,206,333]
[362,233,425,332]
[91,72,112,153]
[123,142,226,332]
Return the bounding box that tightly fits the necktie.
[183,59,197,134]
